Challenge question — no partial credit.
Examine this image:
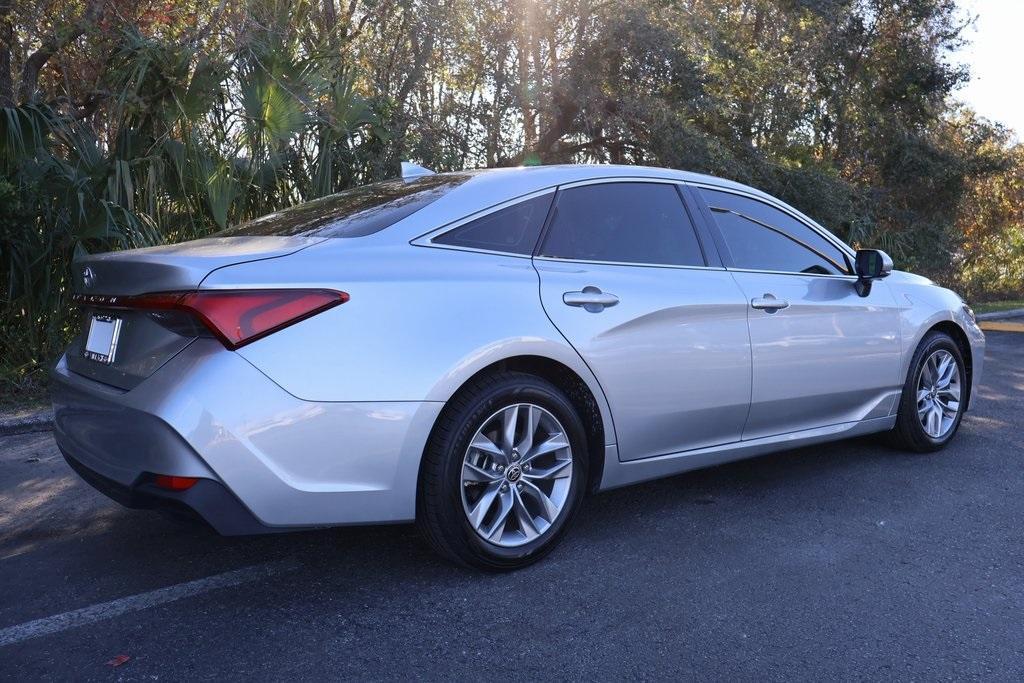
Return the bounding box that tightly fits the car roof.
[447,164,775,202]
[380,163,814,245]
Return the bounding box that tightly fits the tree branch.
[189,0,228,47]
[17,0,104,104]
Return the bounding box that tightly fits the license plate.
[84,315,122,364]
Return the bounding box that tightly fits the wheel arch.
[422,354,612,494]
[924,320,974,411]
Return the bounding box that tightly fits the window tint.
[218,173,472,238]
[700,189,849,275]
[433,194,553,255]
[540,183,705,266]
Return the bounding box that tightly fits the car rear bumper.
[60,445,276,535]
[52,339,443,531]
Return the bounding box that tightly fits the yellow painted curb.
[979,321,1024,333]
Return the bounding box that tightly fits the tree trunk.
[530,13,544,139]
[0,0,13,107]
[517,3,535,152]
[736,4,764,145]
[323,0,338,30]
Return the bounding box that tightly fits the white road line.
[0,559,301,648]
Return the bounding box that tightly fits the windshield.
[218,173,472,238]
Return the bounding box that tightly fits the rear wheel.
[889,331,967,452]
[416,372,588,571]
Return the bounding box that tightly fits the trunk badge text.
[72,294,121,305]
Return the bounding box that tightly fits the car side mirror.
[853,249,893,297]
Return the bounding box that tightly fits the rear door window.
[539,182,706,266]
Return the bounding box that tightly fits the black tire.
[416,371,588,571]
[888,330,967,453]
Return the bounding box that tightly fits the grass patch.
[973,300,1024,315]
[0,376,50,414]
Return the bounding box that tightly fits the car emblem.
[505,464,522,483]
[82,267,95,288]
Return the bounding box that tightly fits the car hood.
[885,270,936,287]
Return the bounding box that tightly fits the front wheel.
[416,372,588,571]
[889,331,967,452]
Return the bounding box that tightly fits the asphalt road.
[1,331,1021,681]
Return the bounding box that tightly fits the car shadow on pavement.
[0,427,937,576]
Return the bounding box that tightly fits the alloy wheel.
[460,403,574,548]
[917,349,961,439]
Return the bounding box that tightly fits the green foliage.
[1,0,1022,402]
[0,0,385,397]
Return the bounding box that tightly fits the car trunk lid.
[72,235,323,295]
[67,235,323,390]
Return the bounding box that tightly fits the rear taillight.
[80,289,348,349]
[176,290,348,348]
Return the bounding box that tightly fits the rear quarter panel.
[204,241,616,444]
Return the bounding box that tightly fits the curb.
[976,308,1024,321]
[0,408,54,436]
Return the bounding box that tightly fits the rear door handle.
[751,294,789,312]
[563,286,619,312]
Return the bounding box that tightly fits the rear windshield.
[218,173,472,238]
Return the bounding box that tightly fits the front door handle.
[751,293,790,312]
[563,286,619,312]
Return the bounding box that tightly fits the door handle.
[563,286,619,312]
[751,293,789,312]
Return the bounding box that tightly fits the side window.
[433,194,553,255]
[539,182,705,266]
[700,189,850,275]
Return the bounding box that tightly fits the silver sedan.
[53,164,985,570]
